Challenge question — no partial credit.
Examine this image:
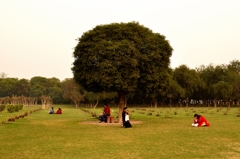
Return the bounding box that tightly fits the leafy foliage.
[6,104,23,113]
[72,22,173,95]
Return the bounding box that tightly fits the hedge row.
[7,104,24,113]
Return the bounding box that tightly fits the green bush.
[0,104,6,113]
[19,104,23,110]
[14,105,20,112]
[7,105,16,113]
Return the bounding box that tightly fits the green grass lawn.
[0,105,240,159]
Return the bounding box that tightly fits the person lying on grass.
[192,114,210,127]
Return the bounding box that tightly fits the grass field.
[0,105,240,159]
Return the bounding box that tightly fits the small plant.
[148,112,152,115]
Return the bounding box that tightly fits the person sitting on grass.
[192,114,210,127]
[49,107,54,114]
[56,108,62,114]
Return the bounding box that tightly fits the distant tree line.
[1,60,239,108]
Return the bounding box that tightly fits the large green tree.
[72,22,173,122]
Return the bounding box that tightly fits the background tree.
[30,76,48,98]
[62,78,86,108]
[0,78,18,97]
[72,22,173,122]
[166,77,185,107]
[15,79,30,96]
[227,60,240,105]
[0,72,7,78]
[47,77,63,104]
[197,63,240,107]
[29,83,46,98]
[173,65,204,107]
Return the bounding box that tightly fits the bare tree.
[0,72,7,78]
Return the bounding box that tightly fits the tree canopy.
[72,22,173,122]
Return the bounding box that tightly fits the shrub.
[0,104,6,113]
[7,105,16,113]
[19,104,23,110]
[14,105,21,112]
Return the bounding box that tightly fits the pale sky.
[1,0,240,81]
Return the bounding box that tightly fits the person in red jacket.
[192,114,210,127]
[99,104,111,123]
[56,108,62,114]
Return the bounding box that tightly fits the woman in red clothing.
[56,108,62,114]
[192,114,210,127]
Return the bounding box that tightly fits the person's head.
[194,114,200,119]
[58,108,61,110]
[123,107,127,111]
[52,107,54,109]
[104,103,108,107]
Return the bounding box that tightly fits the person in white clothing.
[124,110,132,128]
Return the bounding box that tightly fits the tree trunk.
[75,102,78,108]
[152,97,158,108]
[186,97,189,107]
[117,90,125,123]
[124,96,129,107]
[93,100,99,109]
[169,99,172,108]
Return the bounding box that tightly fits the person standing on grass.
[122,107,128,127]
[124,110,132,128]
[192,114,210,127]
[99,104,110,123]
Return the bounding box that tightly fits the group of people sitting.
[49,107,62,114]
[192,114,210,127]
[98,104,132,128]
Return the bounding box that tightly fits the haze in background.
[1,0,240,81]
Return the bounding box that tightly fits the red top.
[104,106,110,115]
[197,116,210,127]
[56,109,62,114]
